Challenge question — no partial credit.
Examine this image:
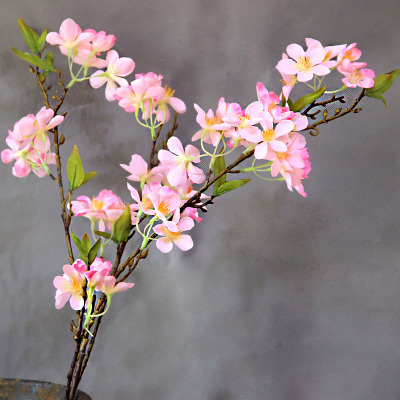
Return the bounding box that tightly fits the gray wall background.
[1,1,400,399]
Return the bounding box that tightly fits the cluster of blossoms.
[192,84,310,196]
[1,107,63,177]
[276,38,375,96]
[54,257,134,322]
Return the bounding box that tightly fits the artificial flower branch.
[3,17,399,400]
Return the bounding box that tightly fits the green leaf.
[67,145,85,191]
[81,233,92,254]
[82,171,97,186]
[94,231,113,240]
[45,51,54,69]
[366,70,400,97]
[112,206,133,244]
[88,239,101,266]
[214,179,251,197]
[291,86,326,112]
[10,47,53,71]
[71,230,88,264]
[37,28,49,52]
[213,150,226,196]
[287,98,294,111]
[17,18,38,53]
[365,92,388,110]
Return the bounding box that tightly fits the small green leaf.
[366,70,400,98]
[94,231,113,240]
[287,98,294,111]
[81,233,92,254]
[17,18,38,53]
[82,171,97,186]
[215,179,251,197]
[37,28,49,52]
[112,206,133,244]
[10,47,53,71]
[213,150,226,196]
[67,145,85,191]
[365,92,388,110]
[71,230,88,264]
[291,86,326,112]
[88,239,101,266]
[45,51,54,69]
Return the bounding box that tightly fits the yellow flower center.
[71,276,84,296]
[158,200,171,216]
[142,194,153,210]
[164,85,176,98]
[322,50,332,62]
[161,226,182,240]
[296,56,313,71]
[262,128,275,142]
[205,114,219,126]
[92,197,105,211]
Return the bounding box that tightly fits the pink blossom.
[305,38,346,68]
[116,72,164,114]
[158,137,205,187]
[154,86,186,123]
[337,43,362,64]
[84,257,112,288]
[53,262,86,310]
[276,42,331,82]
[243,115,294,159]
[16,107,64,148]
[46,18,94,55]
[127,181,181,223]
[337,60,375,89]
[120,154,165,186]
[71,189,128,231]
[96,276,134,296]
[84,29,116,53]
[192,98,231,146]
[70,48,108,68]
[2,131,56,178]
[153,216,194,253]
[277,54,297,100]
[90,50,135,101]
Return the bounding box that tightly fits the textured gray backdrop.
[1,1,400,399]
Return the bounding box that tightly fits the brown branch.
[303,89,366,136]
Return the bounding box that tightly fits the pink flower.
[305,38,346,68]
[2,131,56,178]
[90,50,135,101]
[53,262,86,310]
[153,216,194,253]
[46,18,94,55]
[154,86,186,123]
[337,60,375,89]
[71,189,128,231]
[121,154,165,187]
[84,257,112,288]
[243,115,294,159]
[277,54,298,100]
[96,276,134,296]
[84,29,116,53]
[276,42,331,82]
[158,137,205,187]
[337,43,362,64]
[128,181,181,223]
[116,72,165,114]
[192,98,231,146]
[16,107,64,148]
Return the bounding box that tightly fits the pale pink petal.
[46,32,63,46]
[60,18,80,41]
[113,282,135,293]
[276,59,297,75]
[187,164,205,184]
[105,81,118,101]
[114,57,135,76]
[70,293,84,310]
[312,64,331,76]
[158,149,176,164]
[167,137,184,156]
[172,234,193,251]
[167,165,187,187]
[169,97,186,113]
[270,140,287,152]
[55,291,71,310]
[53,276,72,292]
[1,149,15,163]
[12,158,31,177]
[286,43,305,60]
[90,71,108,88]
[46,115,64,130]
[305,45,325,64]
[275,120,294,137]
[177,216,195,231]
[156,237,173,253]
[297,70,314,82]
[254,142,268,160]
